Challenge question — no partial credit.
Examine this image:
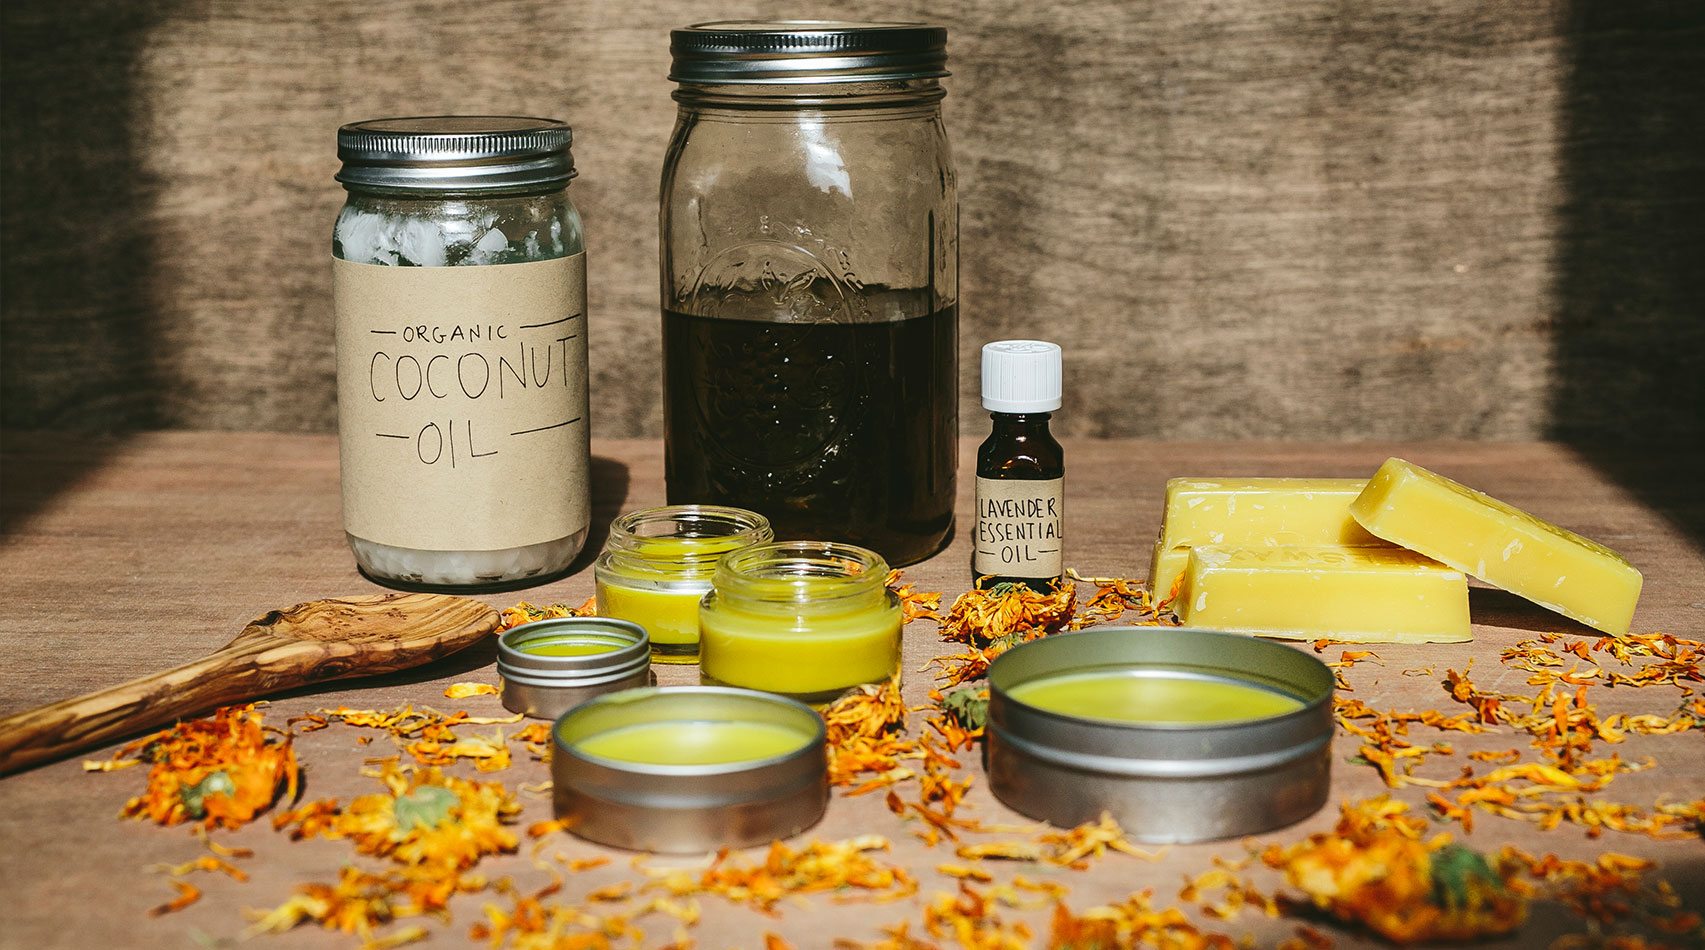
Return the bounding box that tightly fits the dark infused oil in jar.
[663,286,956,566]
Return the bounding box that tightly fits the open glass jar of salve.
[593,505,772,663]
[697,541,903,704]
[332,116,589,591]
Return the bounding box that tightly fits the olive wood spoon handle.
[0,593,499,776]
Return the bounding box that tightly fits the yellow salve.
[593,506,773,664]
[570,720,812,766]
[698,541,903,702]
[594,577,706,657]
[699,597,903,698]
[517,638,622,657]
[1008,669,1305,724]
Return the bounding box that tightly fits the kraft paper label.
[333,254,588,551]
[974,476,1064,578]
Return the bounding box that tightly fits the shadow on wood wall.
[1552,4,1705,544]
[0,5,168,430]
[0,4,168,533]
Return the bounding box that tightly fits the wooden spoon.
[0,593,500,775]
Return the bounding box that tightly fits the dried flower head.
[1262,797,1528,944]
[111,704,299,830]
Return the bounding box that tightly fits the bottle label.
[333,253,589,551]
[974,476,1064,579]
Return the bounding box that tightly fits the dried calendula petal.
[498,598,595,631]
[149,855,249,883]
[929,581,1080,687]
[274,759,519,871]
[404,729,513,772]
[1264,797,1528,943]
[443,682,500,699]
[1344,628,1705,841]
[642,836,916,912]
[1047,890,1240,949]
[255,762,521,939]
[1066,569,1175,629]
[822,676,914,791]
[118,704,299,830]
[359,925,430,950]
[147,880,202,917]
[586,881,634,902]
[917,884,1033,947]
[245,866,400,938]
[936,863,994,882]
[955,841,1044,862]
[886,569,943,624]
[1037,813,1165,868]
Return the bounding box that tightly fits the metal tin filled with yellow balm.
[551,686,828,853]
[698,541,903,705]
[497,617,653,720]
[594,505,772,663]
[986,627,1335,843]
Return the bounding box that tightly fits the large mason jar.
[661,21,958,567]
[332,117,590,591]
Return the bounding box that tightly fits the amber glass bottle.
[974,341,1064,590]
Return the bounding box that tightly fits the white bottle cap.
[981,340,1063,413]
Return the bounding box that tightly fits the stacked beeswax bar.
[1155,460,1641,642]
[1148,478,1383,599]
[1349,459,1642,636]
[1176,545,1471,643]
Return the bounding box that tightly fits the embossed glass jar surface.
[661,22,958,567]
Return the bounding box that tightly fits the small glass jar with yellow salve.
[698,541,903,704]
[593,505,772,663]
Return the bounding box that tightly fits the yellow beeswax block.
[1149,477,1386,596]
[1348,458,1643,636]
[1175,545,1472,643]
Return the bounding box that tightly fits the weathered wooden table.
[1,434,1700,948]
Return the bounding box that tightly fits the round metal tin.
[985,627,1335,843]
[497,618,653,720]
[551,686,828,853]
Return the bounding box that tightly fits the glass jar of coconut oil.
[332,116,589,590]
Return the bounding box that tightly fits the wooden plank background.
[1,1,1700,441]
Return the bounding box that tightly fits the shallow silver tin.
[985,627,1335,843]
[551,686,828,854]
[497,618,653,720]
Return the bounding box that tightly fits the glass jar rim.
[600,505,773,577]
[712,540,890,604]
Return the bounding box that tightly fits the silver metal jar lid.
[497,618,653,720]
[552,686,829,853]
[670,21,948,85]
[985,627,1336,844]
[336,116,576,194]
